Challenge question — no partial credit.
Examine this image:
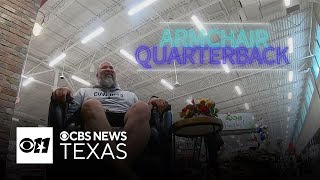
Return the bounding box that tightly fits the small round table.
[171,116,223,175]
[172,116,223,137]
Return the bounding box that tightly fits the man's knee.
[130,101,151,120]
[82,98,103,111]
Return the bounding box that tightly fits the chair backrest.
[150,106,172,138]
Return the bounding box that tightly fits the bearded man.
[51,60,169,179]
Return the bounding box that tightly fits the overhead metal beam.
[46,0,126,58]
[64,77,75,92]
[166,55,309,102]
[74,0,223,74]
[220,94,301,115]
[27,0,224,87]
[25,47,94,81]
[53,69,59,90]
[27,0,126,79]
[128,30,311,93]
[33,79,53,88]
[84,4,307,76]
[26,69,54,77]
[217,81,304,111]
[31,0,76,42]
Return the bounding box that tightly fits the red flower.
[186,104,197,110]
[182,107,188,112]
[198,105,209,114]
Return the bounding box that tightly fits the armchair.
[46,98,173,179]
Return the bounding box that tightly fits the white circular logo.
[60,131,69,141]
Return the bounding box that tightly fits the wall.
[0,0,40,179]
[296,87,320,153]
[315,2,320,23]
[295,2,320,154]
[6,111,47,179]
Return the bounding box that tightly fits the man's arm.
[67,89,83,114]
[131,93,169,113]
[51,87,83,121]
[147,96,169,113]
[51,87,73,103]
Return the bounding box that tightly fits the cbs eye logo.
[19,138,50,153]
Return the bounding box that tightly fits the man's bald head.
[97,61,113,71]
[96,61,117,88]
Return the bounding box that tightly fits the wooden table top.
[172,116,223,137]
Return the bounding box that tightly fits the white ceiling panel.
[30,34,61,55]
[76,0,108,15]
[45,16,78,39]
[60,1,96,28]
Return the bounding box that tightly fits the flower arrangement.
[179,98,219,118]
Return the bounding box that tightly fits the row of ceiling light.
[25,0,225,87]
[24,0,160,87]
[24,0,294,91]
[231,69,293,110]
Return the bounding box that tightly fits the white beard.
[98,77,116,88]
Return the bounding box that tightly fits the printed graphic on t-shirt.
[94,92,124,98]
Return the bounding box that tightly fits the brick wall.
[0,0,41,179]
[6,111,47,180]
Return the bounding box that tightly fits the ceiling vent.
[238,8,247,21]
[286,4,300,14]
[239,0,262,21]
[259,0,284,18]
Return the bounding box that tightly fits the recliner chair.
[46,98,173,179]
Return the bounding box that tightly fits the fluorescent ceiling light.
[32,22,43,36]
[186,97,193,104]
[128,0,157,16]
[22,77,34,86]
[71,75,91,86]
[222,64,230,73]
[90,64,95,72]
[12,117,19,122]
[284,0,291,7]
[288,106,291,112]
[161,79,174,90]
[81,27,104,44]
[235,86,242,95]
[288,92,292,99]
[244,103,249,110]
[49,53,66,67]
[191,15,207,36]
[120,49,138,64]
[288,71,293,82]
[288,37,293,53]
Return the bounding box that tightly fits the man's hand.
[52,87,73,103]
[148,98,169,113]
